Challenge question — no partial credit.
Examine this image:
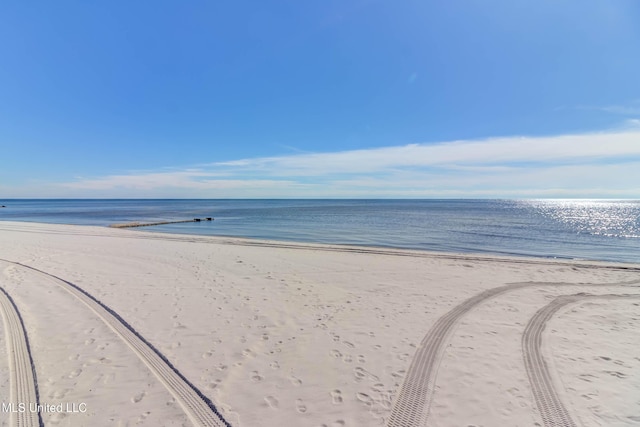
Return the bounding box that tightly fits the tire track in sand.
[0,259,230,427]
[386,283,530,427]
[523,293,639,427]
[386,280,640,427]
[0,286,43,427]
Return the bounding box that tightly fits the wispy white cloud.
[577,100,640,116]
[599,106,640,115]
[213,130,640,176]
[625,118,640,128]
[20,129,640,198]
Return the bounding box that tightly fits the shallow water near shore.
[1,199,639,263]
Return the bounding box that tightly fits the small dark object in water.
[0,205,5,208]
[206,217,213,221]
[194,218,201,222]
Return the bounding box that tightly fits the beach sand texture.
[0,221,639,426]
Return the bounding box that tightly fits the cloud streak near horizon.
[16,129,640,198]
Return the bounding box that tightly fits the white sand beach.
[0,221,639,427]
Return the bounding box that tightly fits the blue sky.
[1,0,639,198]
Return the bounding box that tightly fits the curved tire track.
[0,286,42,427]
[523,293,639,427]
[387,281,640,427]
[0,259,230,427]
[386,283,529,427]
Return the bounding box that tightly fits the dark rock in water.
[206,217,213,221]
[194,218,201,222]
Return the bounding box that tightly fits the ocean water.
[1,199,639,264]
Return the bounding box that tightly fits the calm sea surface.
[1,199,639,263]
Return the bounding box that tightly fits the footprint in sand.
[49,412,67,425]
[506,387,520,396]
[101,373,116,385]
[270,361,280,370]
[251,371,263,382]
[295,399,307,413]
[605,370,628,379]
[68,368,82,379]
[49,389,70,399]
[135,411,151,424]
[289,376,302,386]
[97,342,110,351]
[391,369,405,379]
[379,396,392,410]
[356,392,373,406]
[330,349,342,358]
[132,391,146,403]
[264,396,279,409]
[371,383,384,392]
[354,367,379,381]
[331,390,343,404]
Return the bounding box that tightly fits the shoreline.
[0,221,639,426]
[2,219,639,267]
